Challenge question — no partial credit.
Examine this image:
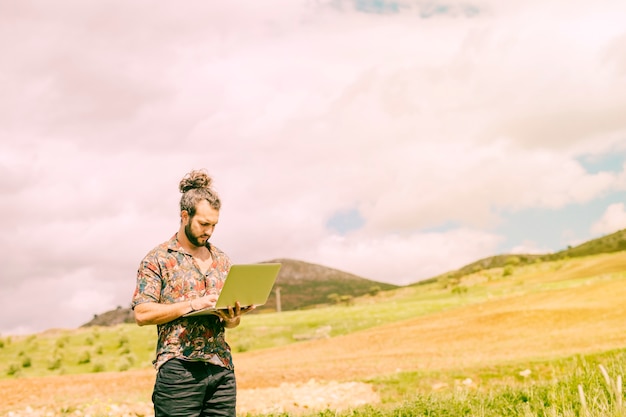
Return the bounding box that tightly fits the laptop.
[184,263,281,317]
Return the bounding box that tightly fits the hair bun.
[179,169,213,193]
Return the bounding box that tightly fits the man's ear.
[181,210,189,224]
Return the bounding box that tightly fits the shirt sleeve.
[131,252,163,309]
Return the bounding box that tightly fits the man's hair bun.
[179,169,213,193]
[178,169,221,214]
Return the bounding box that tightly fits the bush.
[91,362,105,373]
[118,334,129,348]
[451,285,468,295]
[117,354,136,371]
[117,361,130,372]
[77,350,91,365]
[47,357,62,370]
[55,337,67,349]
[6,362,21,376]
[21,356,32,368]
[369,286,381,296]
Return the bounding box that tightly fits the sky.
[1,0,626,336]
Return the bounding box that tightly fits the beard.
[184,222,209,248]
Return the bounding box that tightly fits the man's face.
[183,200,220,248]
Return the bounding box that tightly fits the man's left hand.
[216,301,255,328]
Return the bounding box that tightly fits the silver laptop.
[184,263,281,317]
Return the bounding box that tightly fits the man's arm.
[134,294,218,326]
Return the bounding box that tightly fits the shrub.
[369,286,381,296]
[77,350,91,365]
[91,362,105,373]
[6,362,21,376]
[47,357,62,371]
[21,356,32,368]
[55,337,67,349]
[339,295,354,306]
[117,354,136,372]
[451,285,468,295]
[118,334,129,348]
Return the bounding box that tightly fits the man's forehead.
[194,201,220,221]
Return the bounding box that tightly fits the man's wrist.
[188,299,195,312]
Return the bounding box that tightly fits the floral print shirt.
[131,234,233,370]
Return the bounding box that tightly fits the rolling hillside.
[422,227,626,285]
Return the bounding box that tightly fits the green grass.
[250,349,626,417]
[0,325,156,377]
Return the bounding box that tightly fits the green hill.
[422,227,626,285]
[257,258,398,312]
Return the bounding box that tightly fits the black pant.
[153,359,236,417]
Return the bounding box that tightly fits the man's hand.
[215,301,256,328]
[189,294,219,311]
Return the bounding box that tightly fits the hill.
[422,227,626,285]
[82,306,135,327]
[257,258,398,312]
[82,258,397,327]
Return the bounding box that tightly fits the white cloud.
[313,228,504,285]
[590,203,626,235]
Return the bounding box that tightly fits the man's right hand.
[190,294,219,311]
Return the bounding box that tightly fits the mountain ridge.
[419,227,626,286]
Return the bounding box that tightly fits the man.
[132,169,252,417]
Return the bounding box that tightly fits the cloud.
[590,203,626,235]
[313,228,503,285]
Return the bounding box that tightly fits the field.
[2,252,626,416]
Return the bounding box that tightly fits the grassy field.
[1,250,626,416]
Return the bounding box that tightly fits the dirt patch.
[2,378,379,416]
